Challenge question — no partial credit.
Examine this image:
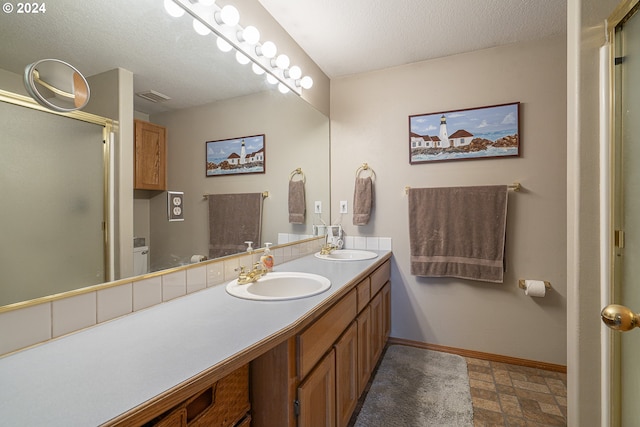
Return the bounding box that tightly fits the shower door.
[601,1,640,425]
[0,99,108,306]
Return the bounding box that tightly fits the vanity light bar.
[167,0,312,96]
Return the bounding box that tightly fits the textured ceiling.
[258,0,567,78]
[0,1,566,114]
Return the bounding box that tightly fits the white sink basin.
[314,249,378,261]
[226,272,331,301]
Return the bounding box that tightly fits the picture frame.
[409,102,520,164]
[206,134,265,176]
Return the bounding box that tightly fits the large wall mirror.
[0,0,330,308]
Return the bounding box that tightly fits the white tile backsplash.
[97,284,133,323]
[52,292,97,338]
[187,266,207,294]
[206,262,224,287]
[0,303,51,355]
[133,276,162,311]
[162,270,187,302]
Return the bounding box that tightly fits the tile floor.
[466,357,567,426]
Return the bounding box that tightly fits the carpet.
[354,345,474,427]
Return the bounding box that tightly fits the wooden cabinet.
[297,349,336,427]
[145,365,250,427]
[334,323,358,427]
[251,259,391,427]
[134,119,167,190]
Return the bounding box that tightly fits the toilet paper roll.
[524,280,546,297]
[190,255,206,263]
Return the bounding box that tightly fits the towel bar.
[203,191,269,199]
[404,182,521,194]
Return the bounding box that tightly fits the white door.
[600,2,640,425]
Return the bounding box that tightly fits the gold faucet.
[320,243,338,255]
[236,262,267,284]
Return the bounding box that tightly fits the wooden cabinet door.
[382,282,391,341]
[370,291,383,366]
[334,323,358,427]
[356,306,371,395]
[298,349,336,427]
[134,119,167,190]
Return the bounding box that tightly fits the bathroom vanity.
[0,250,391,426]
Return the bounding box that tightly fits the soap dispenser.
[260,243,274,272]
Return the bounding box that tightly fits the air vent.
[136,90,171,103]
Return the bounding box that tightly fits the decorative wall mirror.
[24,59,90,112]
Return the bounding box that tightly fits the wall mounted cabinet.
[134,119,167,190]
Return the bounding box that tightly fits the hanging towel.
[288,180,306,224]
[408,185,508,283]
[208,193,263,259]
[353,176,374,225]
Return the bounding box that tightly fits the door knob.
[601,304,640,331]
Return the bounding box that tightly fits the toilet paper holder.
[518,280,551,290]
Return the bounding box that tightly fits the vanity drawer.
[370,259,391,296]
[298,289,357,379]
[356,277,371,313]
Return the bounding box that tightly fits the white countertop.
[0,251,390,426]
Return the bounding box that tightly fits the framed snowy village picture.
[409,102,520,164]
[206,134,265,176]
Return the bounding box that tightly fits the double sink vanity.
[0,247,391,426]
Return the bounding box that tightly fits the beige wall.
[330,35,567,365]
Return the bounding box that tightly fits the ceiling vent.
[136,90,171,103]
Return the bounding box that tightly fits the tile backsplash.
[0,235,391,357]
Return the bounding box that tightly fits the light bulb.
[164,0,184,17]
[198,0,216,5]
[299,76,313,89]
[239,26,260,44]
[216,37,233,52]
[266,74,278,85]
[235,51,250,65]
[252,63,265,75]
[215,5,240,26]
[286,65,302,80]
[256,41,277,59]
[193,19,211,36]
[274,54,290,70]
[278,83,290,94]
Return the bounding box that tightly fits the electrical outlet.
[314,201,322,214]
[340,200,348,213]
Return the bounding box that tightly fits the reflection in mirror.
[0,0,330,309]
[23,59,90,112]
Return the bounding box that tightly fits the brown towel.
[353,177,374,225]
[288,180,305,224]
[408,185,508,283]
[208,193,263,259]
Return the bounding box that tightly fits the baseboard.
[387,337,567,373]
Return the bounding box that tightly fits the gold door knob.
[601,304,640,331]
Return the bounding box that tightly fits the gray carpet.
[354,345,474,427]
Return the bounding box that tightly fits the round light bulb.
[266,74,278,85]
[274,54,290,70]
[164,0,184,17]
[252,63,265,75]
[257,41,277,59]
[278,83,290,94]
[287,65,302,80]
[300,76,313,89]
[216,37,233,52]
[193,19,211,36]
[216,5,240,26]
[235,51,250,65]
[198,0,216,5]
[240,26,260,44]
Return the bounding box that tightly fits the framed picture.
[409,102,520,164]
[206,134,265,176]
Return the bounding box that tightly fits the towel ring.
[355,163,376,181]
[289,167,306,183]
